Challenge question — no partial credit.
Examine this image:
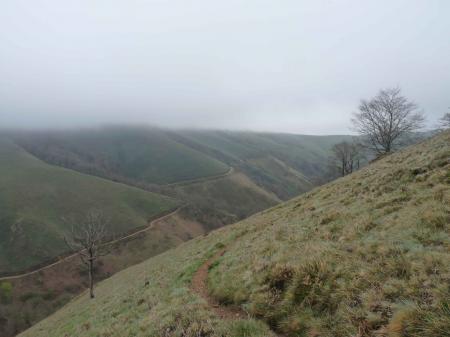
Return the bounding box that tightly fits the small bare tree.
[352,87,425,155]
[331,141,362,176]
[439,112,450,129]
[64,210,109,299]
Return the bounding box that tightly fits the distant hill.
[172,130,352,198]
[0,137,178,273]
[13,127,230,185]
[13,127,352,199]
[19,130,449,337]
[10,127,354,235]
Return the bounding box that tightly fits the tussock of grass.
[20,131,450,337]
[388,300,450,337]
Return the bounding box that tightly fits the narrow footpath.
[165,167,234,187]
[191,249,285,337]
[191,249,246,319]
[0,207,181,281]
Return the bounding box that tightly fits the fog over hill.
[1,0,449,133]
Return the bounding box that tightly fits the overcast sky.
[0,0,449,134]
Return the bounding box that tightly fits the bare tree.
[439,112,450,129]
[352,87,425,155]
[331,141,362,176]
[64,210,109,299]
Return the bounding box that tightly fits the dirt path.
[164,167,234,187]
[191,249,285,337]
[191,249,246,319]
[107,206,182,243]
[0,207,182,281]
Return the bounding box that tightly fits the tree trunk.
[386,140,391,153]
[88,258,95,299]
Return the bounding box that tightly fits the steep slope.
[0,137,178,273]
[20,131,449,337]
[164,171,280,227]
[170,130,353,198]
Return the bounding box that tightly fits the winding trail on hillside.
[164,167,234,187]
[191,249,284,337]
[0,207,182,281]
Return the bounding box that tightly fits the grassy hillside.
[0,137,178,273]
[20,131,449,337]
[14,127,229,185]
[0,208,206,337]
[166,171,281,228]
[14,127,352,199]
[172,130,353,198]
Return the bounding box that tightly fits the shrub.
[319,212,340,225]
[19,292,40,303]
[0,282,13,304]
[42,290,56,301]
[266,264,295,292]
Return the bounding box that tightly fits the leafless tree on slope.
[352,87,425,156]
[64,210,109,299]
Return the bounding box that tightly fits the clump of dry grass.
[388,299,450,337]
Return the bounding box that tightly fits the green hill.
[166,171,281,227]
[172,130,353,198]
[10,127,352,236]
[14,127,352,199]
[14,127,230,185]
[20,131,449,337]
[0,137,178,273]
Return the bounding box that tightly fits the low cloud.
[1,0,449,134]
